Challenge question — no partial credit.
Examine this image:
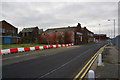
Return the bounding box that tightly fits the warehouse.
[40,23,94,44]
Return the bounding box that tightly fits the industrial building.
[40,23,94,44]
[94,34,109,41]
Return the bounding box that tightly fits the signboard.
[76,32,83,35]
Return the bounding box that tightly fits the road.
[2,41,108,79]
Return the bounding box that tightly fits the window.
[6,30,9,33]
[2,29,5,33]
[81,36,82,41]
[39,31,41,34]
[13,31,15,34]
[88,33,90,35]
[0,29,2,33]
[90,34,93,36]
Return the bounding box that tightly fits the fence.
[112,35,120,49]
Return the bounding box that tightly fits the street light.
[108,19,115,38]
[99,24,101,41]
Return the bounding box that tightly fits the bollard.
[88,70,95,80]
[98,54,102,66]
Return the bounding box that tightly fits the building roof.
[45,26,77,32]
[45,25,94,34]
[0,20,17,29]
[83,27,94,34]
[21,27,38,33]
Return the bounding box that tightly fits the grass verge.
[1,44,49,50]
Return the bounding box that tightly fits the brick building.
[94,34,108,41]
[0,20,19,44]
[39,32,62,44]
[40,23,94,44]
[19,27,43,43]
[45,26,76,44]
[83,27,94,43]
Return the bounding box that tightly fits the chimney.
[84,27,87,29]
[77,23,81,28]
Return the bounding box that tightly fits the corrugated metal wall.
[112,35,120,48]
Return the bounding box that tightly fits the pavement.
[95,43,119,80]
[2,41,108,79]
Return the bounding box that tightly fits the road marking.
[73,49,101,80]
[2,53,32,60]
[15,56,20,57]
[73,43,110,80]
[80,51,100,79]
[36,49,91,79]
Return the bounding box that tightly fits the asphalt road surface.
[2,41,108,80]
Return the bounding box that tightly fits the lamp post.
[99,24,101,41]
[108,19,115,38]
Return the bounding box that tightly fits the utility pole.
[99,24,100,41]
[108,19,116,38]
[113,19,115,38]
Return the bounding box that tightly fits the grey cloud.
[1,2,118,38]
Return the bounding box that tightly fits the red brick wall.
[40,32,62,44]
[94,35,107,40]
[65,31,75,43]
[2,20,18,36]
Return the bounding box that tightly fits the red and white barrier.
[0,43,74,55]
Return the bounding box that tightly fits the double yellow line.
[73,43,110,80]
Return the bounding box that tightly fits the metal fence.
[112,35,120,48]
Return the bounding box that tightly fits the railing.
[0,43,74,55]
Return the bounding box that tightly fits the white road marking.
[15,56,20,57]
[2,53,33,60]
[36,49,91,79]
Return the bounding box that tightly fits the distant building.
[83,27,94,43]
[0,20,19,44]
[40,32,62,44]
[94,34,108,41]
[45,26,76,44]
[19,27,43,43]
[40,23,94,44]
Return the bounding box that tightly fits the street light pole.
[113,19,115,38]
[108,19,115,38]
[99,24,100,41]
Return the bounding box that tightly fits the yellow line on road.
[73,50,100,80]
[80,50,100,79]
[73,43,110,80]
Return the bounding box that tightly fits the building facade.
[40,23,94,44]
[94,34,108,41]
[19,27,43,43]
[40,32,62,44]
[0,20,19,44]
[83,27,94,43]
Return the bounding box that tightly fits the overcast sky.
[0,1,118,38]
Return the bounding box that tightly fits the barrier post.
[88,70,95,80]
[98,54,102,66]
